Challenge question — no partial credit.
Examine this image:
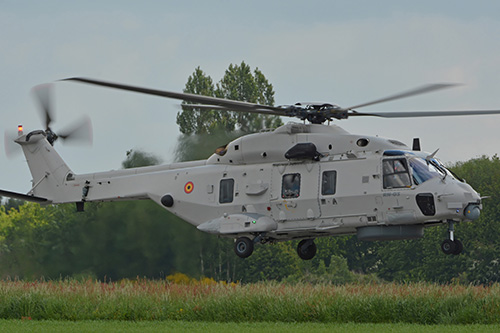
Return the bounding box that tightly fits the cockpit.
[382,151,457,189]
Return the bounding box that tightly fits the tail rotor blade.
[58,116,93,145]
[4,130,22,158]
[32,83,54,130]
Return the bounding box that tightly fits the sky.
[1,0,500,193]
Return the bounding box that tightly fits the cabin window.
[383,158,411,189]
[321,170,337,195]
[219,178,234,203]
[282,173,301,198]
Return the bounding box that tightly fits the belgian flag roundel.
[184,181,194,194]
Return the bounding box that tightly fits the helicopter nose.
[441,181,482,221]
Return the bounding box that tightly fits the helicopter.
[2,77,500,261]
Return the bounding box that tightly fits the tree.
[215,62,282,132]
[0,203,84,279]
[176,67,228,135]
[176,62,282,135]
[174,129,244,162]
[216,62,282,132]
[122,149,162,169]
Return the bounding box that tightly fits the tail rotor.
[32,83,93,146]
[4,83,93,158]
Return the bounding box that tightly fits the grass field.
[0,279,499,325]
[1,320,500,332]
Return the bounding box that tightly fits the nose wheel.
[441,220,463,255]
[441,239,463,255]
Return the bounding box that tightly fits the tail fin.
[16,131,73,202]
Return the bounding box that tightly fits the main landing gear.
[441,220,463,255]
[234,236,318,260]
[234,237,254,258]
[297,239,317,260]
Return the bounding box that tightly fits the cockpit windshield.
[383,155,455,189]
[409,157,446,185]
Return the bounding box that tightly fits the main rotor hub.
[282,103,348,123]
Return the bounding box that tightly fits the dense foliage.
[176,62,282,135]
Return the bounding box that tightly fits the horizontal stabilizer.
[0,189,51,203]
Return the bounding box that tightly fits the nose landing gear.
[441,220,463,255]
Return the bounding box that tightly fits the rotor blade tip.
[61,77,81,82]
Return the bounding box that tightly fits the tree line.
[1,62,499,284]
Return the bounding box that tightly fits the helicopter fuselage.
[17,122,481,247]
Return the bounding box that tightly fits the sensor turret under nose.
[464,204,481,220]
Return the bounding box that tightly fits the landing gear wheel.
[452,239,463,255]
[297,239,317,260]
[234,237,254,258]
[441,239,456,255]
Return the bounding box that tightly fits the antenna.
[412,138,421,151]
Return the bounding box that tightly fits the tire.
[441,239,456,255]
[297,239,317,260]
[234,237,254,258]
[453,239,463,255]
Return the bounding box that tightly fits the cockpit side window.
[282,173,301,198]
[215,144,228,156]
[383,158,411,189]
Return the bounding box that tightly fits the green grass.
[1,320,500,333]
[0,280,499,324]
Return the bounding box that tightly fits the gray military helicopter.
[3,78,500,260]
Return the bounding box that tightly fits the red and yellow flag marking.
[184,181,194,194]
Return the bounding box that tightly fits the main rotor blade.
[349,109,500,118]
[32,83,54,129]
[344,83,460,110]
[64,77,282,113]
[180,103,285,116]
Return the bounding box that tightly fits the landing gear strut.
[297,239,317,260]
[441,220,463,255]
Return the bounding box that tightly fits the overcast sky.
[2,1,500,193]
